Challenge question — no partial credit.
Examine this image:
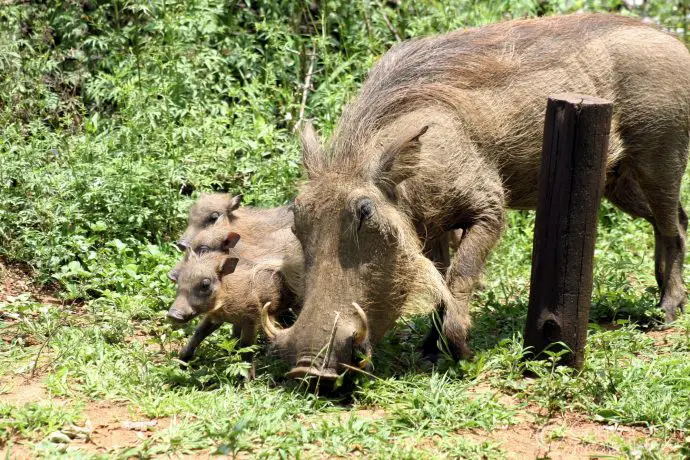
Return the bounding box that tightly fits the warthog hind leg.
[622,135,688,322]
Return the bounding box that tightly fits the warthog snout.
[167,298,197,323]
[166,308,188,323]
[262,302,372,384]
[285,358,342,380]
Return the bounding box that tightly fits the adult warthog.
[262,13,690,382]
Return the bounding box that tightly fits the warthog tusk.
[352,302,369,345]
[260,302,280,339]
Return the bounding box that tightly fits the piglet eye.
[198,245,210,254]
[209,212,220,222]
[201,278,212,289]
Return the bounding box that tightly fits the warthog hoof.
[420,328,442,363]
[661,295,686,324]
[178,348,195,367]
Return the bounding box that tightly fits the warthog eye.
[208,212,220,223]
[198,245,210,254]
[357,198,374,232]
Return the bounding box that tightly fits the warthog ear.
[300,120,324,178]
[228,194,242,214]
[222,232,241,250]
[218,257,239,277]
[375,125,428,188]
[167,268,180,283]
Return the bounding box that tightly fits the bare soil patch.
[76,402,172,453]
[0,377,52,405]
[454,383,644,458]
[1,397,174,456]
[458,411,651,459]
[0,371,172,455]
[646,327,679,347]
[0,260,60,307]
[0,442,37,459]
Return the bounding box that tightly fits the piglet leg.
[239,321,259,380]
[179,317,222,362]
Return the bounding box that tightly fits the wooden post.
[523,94,613,370]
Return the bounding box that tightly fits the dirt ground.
[0,262,61,307]
[1,376,654,459]
[0,376,173,457]
[0,262,674,458]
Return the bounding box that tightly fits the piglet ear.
[217,257,239,277]
[228,194,242,213]
[167,268,179,283]
[221,232,241,250]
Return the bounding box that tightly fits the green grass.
[2,209,689,457]
[2,0,690,457]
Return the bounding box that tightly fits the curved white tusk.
[260,302,280,339]
[352,302,369,345]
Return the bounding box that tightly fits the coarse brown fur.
[171,194,459,371]
[269,13,690,380]
[177,212,304,296]
[167,248,299,376]
[169,193,296,282]
[177,193,293,250]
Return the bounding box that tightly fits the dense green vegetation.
[1,0,689,457]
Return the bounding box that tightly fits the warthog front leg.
[443,206,505,360]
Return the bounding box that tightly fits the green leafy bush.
[2,0,687,287]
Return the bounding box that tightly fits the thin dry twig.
[361,1,373,39]
[294,310,341,393]
[320,311,341,375]
[31,320,63,377]
[340,363,381,380]
[381,8,401,42]
[296,42,317,131]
